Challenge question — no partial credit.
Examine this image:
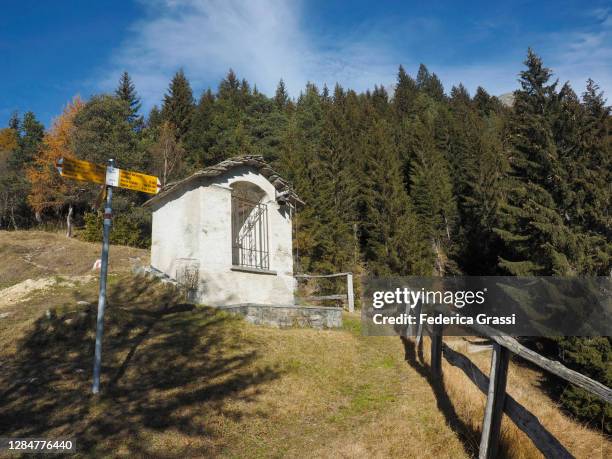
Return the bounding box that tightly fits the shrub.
[79,207,151,248]
[554,337,611,433]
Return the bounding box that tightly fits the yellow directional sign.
[118,169,160,194]
[56,155,161,394]
[57,157,161,195]
[56,157,106,185]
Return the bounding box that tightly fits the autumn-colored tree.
[149,121,185,186]
[0,128,18,153]
[0,128,21,228]
[27,98,84,235]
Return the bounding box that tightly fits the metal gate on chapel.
[231,194,270,271]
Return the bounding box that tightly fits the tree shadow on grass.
[0,276,282,456]
[400,336,481,458]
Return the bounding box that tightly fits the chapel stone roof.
[143,155,303,207]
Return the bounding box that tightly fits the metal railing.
[231,195,270,270]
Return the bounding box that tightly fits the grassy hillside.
[0,231,609,458]
[0,230,148,289]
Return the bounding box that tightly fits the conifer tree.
[416,64,445,101]
[247,90,287,164]
[184,89,215,168]
[72,95,140,169]
[274,79,290,110]
[161,69,195,141]
[147,105,163,130]
[0,112,44,228]
[474,87,497,115]
[371,85,390,116]
[278,83,324,273]
[8,112,19,131]
[408,116,457,274]
[218,69,240,102]
[205,70,255,162]
[360,102,431,275]
[9,112,45,169]
[495,50,576,275]
[394,65,418,118]
[0,126,21,229]
[580,79,611,240]
[416,64,430,90]
[115,71,142,125]
[450,84,471,106]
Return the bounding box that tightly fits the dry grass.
[0,230,468,458]
[0,230,148,289]
[0,230,609,458]
[403,336,611,459]
[0,274,468,458]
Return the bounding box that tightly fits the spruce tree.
[72,95,140,170]
[393,65,418,117]
[204,70,257,162]
[218,69,240,102]
[183,89,216,168]
[360,102,431,275]
[15,112,44,165]
[580,79,611,240]
[161,69,195,141]
[115,71,142,125]
[416,64,430,90]
[294,83,357,278]
[416,64,445,101]
[1,111,44,229]
[274,79,290,110]
[147,105,163,130]
[370,85,390,116]
[246,89,286,163]
[278,83,324,273]
[450,84,471,106]
[408,116,457,274]
[474,87,496,115]
[8,111,20,131]
[495,50,575,275]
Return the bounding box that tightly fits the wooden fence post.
[346,273,355,313]
[430,318,443,379]
[414,301,423,346]
[479,343,511,459]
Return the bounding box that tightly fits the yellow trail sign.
[55,157,160,394]
[107,167,161,194]
[56,158,160,195]
[56,157,106,185]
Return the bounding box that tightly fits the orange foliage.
[27,98,84,213]
[0,128,18,167]
[0,128,18,153]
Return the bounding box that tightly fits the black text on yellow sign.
[56,157,106,185]
[119,169,160,194]
[57,158,160,194]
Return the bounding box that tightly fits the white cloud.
[98,0,612,112]
[543,7,612,99]
[99,0,399,113]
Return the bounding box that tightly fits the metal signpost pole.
[92,159,115,394]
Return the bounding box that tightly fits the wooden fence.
[294,272,355,312]
[420,317,612,459]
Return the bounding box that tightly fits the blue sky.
[2,0,611,128]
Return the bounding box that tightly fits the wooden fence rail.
[423,318,611,459]
[295,272,355,312]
